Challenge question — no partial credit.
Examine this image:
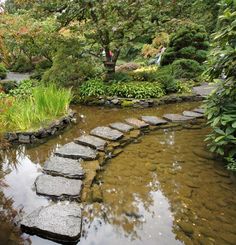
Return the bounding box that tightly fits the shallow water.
[0,102,236,245]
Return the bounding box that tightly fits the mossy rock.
[121,100,135,107]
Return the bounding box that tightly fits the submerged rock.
[125,118,149,128]
[74,135,107,151]
[21,202,82,243]
[43,156,85,179]
[90,126,123,141]
[109,122,133,132]
[35,175,82,198]
[55,142,97,160]
[163,114,194,122]
[141,116,168,126]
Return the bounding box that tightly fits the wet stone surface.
[125,118,149,128]
[141,116,168,126]
[109,122,133,133]
[163,114,194,122]
[21,202,82,243]
[90,126,123,141]
[55,142,97,160]
[43,156,85,179]
[35,175,82,198]
[74,135,107,151]
[183,111,204,118]
[193,108,205,114]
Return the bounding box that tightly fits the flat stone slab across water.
[90,126,123,141]
[141,116,168,126]
[109,122,133,133]
[35,175,82,198]
[21,202,82,243]
[183,111,204,118]
[55,142,97,160]
[125,118,149,128]
[43,156,85,179]
[163,114,194,122]
[193,108,205,114]
[74,135,107,151]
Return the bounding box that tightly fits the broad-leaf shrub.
[205,1,236,171]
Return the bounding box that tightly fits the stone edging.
[20,107,206,243]
[4,110,76,144]
[83,93,203,108]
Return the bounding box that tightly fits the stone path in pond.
[21,107,206,243]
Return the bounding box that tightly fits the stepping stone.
[141,116,168,126]
[125,118,149,128]
[35,175,82,198]
[90,126,123,141]
[163,114,194,122]
[183,111,204,118]
[109,122,133,132]
[43,156,85,179]
[74,135,107,151]
[193,108,205,114]
[21,202,82,243]
[55,142,97,160]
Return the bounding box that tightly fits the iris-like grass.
[0,84,72,132]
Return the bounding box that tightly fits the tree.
[33,0,155,78]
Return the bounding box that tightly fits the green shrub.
[1,80,17,93]
[79,79,106,98]
[0,84,72,131]
[9,79,35,97]
[161,23,209,69]
[11,55,34,73]
[109,72,132,82]
[30,60,52,80]
[107,81,165,99]
[130,66,159,82]
[0,64,7,79]
[172,59,204,79]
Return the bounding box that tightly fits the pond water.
[0,102,236,245]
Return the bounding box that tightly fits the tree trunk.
[103,47,120,81]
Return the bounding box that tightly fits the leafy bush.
[43,43,103,87]
[107,82,165,99]
[205,2,236,171]
[0,64,7,79]
[109,72,132,82]
[141,44,159,58]
[30,60,52,80]
[172,59,204,79]
[8,79,35,98]
[1,80,18,93]
[11,55,34,73]
[79,79,106,98]
[130,66,159,81]
[0,84,72,131]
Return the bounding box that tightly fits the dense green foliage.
[0,83,72,131]
[0,64,7,79]
[205,0,236,171]
[161,24,209,79]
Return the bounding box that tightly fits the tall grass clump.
[0,84,72,132]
